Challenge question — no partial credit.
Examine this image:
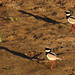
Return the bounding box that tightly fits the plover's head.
[45,47,51,52]
[65,11,71,16]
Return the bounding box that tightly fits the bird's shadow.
[0,46,43,61]
[18,10,61,24]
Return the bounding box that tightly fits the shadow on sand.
[0,46,43,61]
[18,10,61,24]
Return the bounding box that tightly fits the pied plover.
[45,47,61,69]
[65,11,75,31]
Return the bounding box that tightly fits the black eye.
[65,11,70,14]
[65,12,69,14]
[45,47,51,50]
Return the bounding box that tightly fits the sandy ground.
[0,0,75,75]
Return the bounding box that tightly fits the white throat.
[45,50,50,52]
[66,14,70,16]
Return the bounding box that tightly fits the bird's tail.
[57,58,62,60]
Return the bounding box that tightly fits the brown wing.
[70,16,75,19]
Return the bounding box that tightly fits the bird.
[65,11,75,31]
[45,47,61,69]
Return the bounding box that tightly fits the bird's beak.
[65,11,67,14]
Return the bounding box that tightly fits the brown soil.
[0,0,75,75]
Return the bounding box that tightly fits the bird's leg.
[51,60,54,69]
[74,24,75,28]
[71,24,74,31]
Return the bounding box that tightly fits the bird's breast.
[68,17,75,24]
[47,54,58,60]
